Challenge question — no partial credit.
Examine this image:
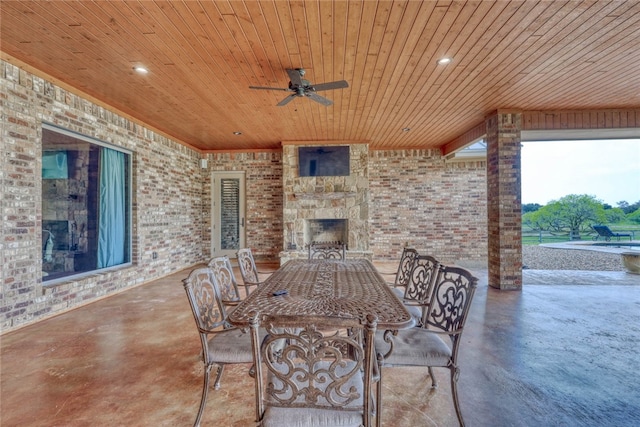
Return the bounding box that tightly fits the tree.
[522,203,542,214]
[628,208,640,224]
[604,207,626,223]
[523,194,606,240]
[617,200,640,215]
[617,200,629,211]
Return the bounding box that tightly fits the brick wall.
[369,149,487,263]
[205,151,284,261]
[1,61,205,331]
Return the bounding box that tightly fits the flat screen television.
[298,146,350,177]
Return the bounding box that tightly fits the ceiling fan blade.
[312,80,349,91]
[249,86,291,91]
[306,92,333,106]
[277,94,297,106]
[286,69,303,87]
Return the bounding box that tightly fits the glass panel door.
[212,171,246,257]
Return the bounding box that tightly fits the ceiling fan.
[249,68,348,106]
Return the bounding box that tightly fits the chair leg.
[213,364,225,389]
[376,372,382,427]
[428,367,438,388]
[450,366,465,427]
[194,363,213,427]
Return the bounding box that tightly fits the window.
[41,124,132,282]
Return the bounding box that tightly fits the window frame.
[41,123,133,285]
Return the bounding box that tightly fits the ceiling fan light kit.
[249,68,348,107]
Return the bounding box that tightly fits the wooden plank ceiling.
[1,0,639,152]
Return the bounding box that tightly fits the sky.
[521,139,640,206]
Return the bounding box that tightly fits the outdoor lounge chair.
[592,225,632,242]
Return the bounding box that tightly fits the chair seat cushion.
[402,302,423,322]
[375,328,451,367]
[262,406,364,427]
[207,328,254,364]
[392,287,404,298]
[391,287,423,322]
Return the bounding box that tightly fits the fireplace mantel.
[293,192,357,200]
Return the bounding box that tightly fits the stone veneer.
[281,144,370,260]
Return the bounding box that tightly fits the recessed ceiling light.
[233,131,242,135]
[402,127,411,132]
[133,66,148,74]
[437,57,452,65]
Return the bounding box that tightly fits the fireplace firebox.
[305,219,348,248]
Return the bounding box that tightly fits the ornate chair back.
[249,314,378,427]
[208,256,242,305]
[391,247,418,288]
[423,265,478,355]
[403,255,441,326]
[308,242,346,260]
[236,248,261,295]
[183,267,229,344]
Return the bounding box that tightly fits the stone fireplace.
[280,143,371,263]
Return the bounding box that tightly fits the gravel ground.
[522,245,626,271]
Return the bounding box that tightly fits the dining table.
[228,258,415,331]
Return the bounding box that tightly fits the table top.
[228,259,414,330]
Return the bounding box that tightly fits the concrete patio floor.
[1,263,639,426]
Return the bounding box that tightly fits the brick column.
[486,111,522,290]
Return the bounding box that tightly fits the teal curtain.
[97,148,126,268]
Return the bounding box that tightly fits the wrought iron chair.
[379,247,419,292]
[249,313,379,427]
[375,265,478,427]
[385,248,419,299]
[308,241,346,260]
[182,267,254,427]
[397,255,442,326]
[236,248,270,296]
[208,255,243,306]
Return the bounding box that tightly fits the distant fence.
[522,229,637,244]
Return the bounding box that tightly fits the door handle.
[241,217,245,227]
